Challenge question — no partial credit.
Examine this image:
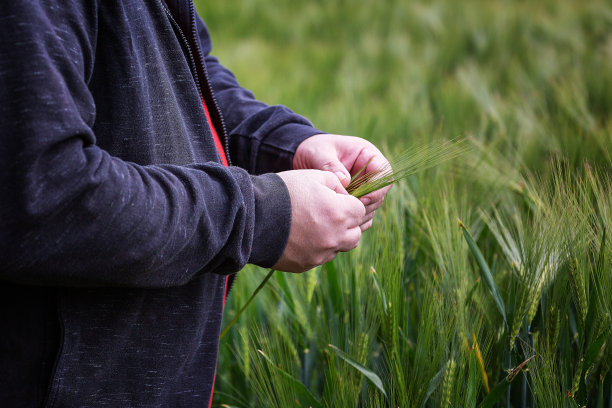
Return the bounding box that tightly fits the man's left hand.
[293,134,392,231]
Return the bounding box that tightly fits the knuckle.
[347,196,365,212]
[357,203,367,217]
[320,159,336,170]
[329,208,346,224]
[320,236,337,251]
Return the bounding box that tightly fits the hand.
[294,134,392,231]
[273,169,366,273]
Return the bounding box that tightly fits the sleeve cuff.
[247,173,292,268]
[254,123,324,174]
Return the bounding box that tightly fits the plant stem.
[219,269,276,340]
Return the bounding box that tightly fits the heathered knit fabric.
[0,0,320,406]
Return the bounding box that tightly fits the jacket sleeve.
[0,2,291,288]
[195,16,322,175]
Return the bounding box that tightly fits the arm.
[195,16,391,269]
[194,17,390,221]
[196,16,322,174]
[0,2,290,287]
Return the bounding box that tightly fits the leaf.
[459,219,508,326]
[276,271,296,315]
[258,350,323,408]
[370,266,388,314]
[465,277,481,306]
[584,332,607,371]
[419,363,447,408]
[568,395,580,408]
[328,344,387,397]
[473,332,490,393]
[325,261,342,315]
[477,371,523,408]
[597,377,604,408]
[465,352,479,407]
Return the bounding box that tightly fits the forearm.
[0,141,290,287]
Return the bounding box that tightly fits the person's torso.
[0,1,229,406]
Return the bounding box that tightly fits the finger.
[337,194,367,221]
[364,200,384,215]
[337,226,362,252]
[361,184,391,210]
[360,218,374,232]
[359,211,375,229]
[320,170,349,195]
[318,158,351,188]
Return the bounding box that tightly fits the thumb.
[319,170,349,195]
[319,158,351,188]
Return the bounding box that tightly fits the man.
[0,1,390,406]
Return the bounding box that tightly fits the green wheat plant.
[219,138,470,341]
[346,138,470,198]
[203,0,612,406]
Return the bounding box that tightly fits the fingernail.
[335,172,347,182]
[361,197,371,206]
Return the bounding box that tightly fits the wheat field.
[196,0,612,406]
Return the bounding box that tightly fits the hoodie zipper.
[181,1,238,296]
[185,1,232,166]
[159,0,232,166]
[159,0,238,305]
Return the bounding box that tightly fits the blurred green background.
[196,0,611,168]
[194,1,612,407]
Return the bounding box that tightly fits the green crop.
[197,0,612,406]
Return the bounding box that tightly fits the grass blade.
[459,219,508,327]
[478,355,534,408]
[328,344,387,397]
[370,266,388,314]
[584,332,608,373]
[477,371,523,408]
[420,362,448,408]
[473,332,490,393]
[325,260,343,315]
[219,269,275,340]
[258,350,323,408]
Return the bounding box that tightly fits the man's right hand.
[273,169,366,273]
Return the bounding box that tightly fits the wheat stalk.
[346,138,470,198]
[441,358,456,408]
[220,139,470,341]
[568,256,587,326]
